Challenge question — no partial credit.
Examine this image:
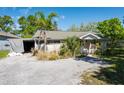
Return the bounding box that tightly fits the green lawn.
[81,48,124,85]
[95,48,124,84]
[0,50,9,59]
[96,54,124,84]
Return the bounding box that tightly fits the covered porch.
[80,33,103,56]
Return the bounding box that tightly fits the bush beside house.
[34,50,59,61]
[60,36,83,58]
[32,36,84,60]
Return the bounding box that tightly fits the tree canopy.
[67,22,98,32]
[97,18,124,47]
[67,24,79,32]
[80,22,98,32]
[18,11,58,37]
[0,15,13,32]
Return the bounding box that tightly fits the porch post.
[89,41,91,55]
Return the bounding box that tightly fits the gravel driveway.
[0,54,103,85]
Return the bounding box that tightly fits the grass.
[80,70,107,85]
[80,47,124,85]
[0,50,9,59]
[97,54,124,84]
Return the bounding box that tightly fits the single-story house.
[33,30,107,55]
[0,30,108,55]
[2,30,123,55]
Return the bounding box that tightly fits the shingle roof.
[33,30,101,40]
[0,31,19,38]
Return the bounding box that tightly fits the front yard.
[80,48,124,85]
[0,53,103,85]
[0,48,123,85]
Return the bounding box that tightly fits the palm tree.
[35,11,58,30]
[60,36,82,57]
[47,12,58,30]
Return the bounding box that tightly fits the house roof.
[0,31,19,38]
[80,33,101,40]
[33,30,102,40]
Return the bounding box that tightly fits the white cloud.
[60,15,65,20]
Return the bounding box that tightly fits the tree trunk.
[38,31,42,50]
[44,33,47,52]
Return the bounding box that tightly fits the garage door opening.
[23,40,35,53]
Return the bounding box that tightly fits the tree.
[79,23,85,32]
[67,24,79,32]
[79,22,98,32]
[11,24,20,35]
[68,23,98,32]
[85,22,98,32]
[34,11,46,30]
[35,11,58,30]
[53,21,58,31]
[18,11,58,37]
[0,15,13,32]
[18,16,26,35]
[97,18,124,48]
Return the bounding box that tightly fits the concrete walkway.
[0,54,104,85]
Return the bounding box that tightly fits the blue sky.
[0,7,124,30]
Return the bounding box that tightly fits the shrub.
[60,36,83,58]
[59,44,72,58]
[49,51,59,60]
[36,50,49,60]
[63,51,72,58]
[59,44,68,56]
[94,49,101,56]
[36,50,59,60]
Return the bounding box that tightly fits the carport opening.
[23,40,35,53]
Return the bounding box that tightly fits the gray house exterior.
[0,31,34,53]
[0,31,19,50]
[33,30,106,55]
[0,30,108,55]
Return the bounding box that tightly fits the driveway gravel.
[0,54,104,85]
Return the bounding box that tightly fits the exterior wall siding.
[46,43,61,52]
[0,40,11,51]
[0,36,14,51]
[35,42,62,52]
